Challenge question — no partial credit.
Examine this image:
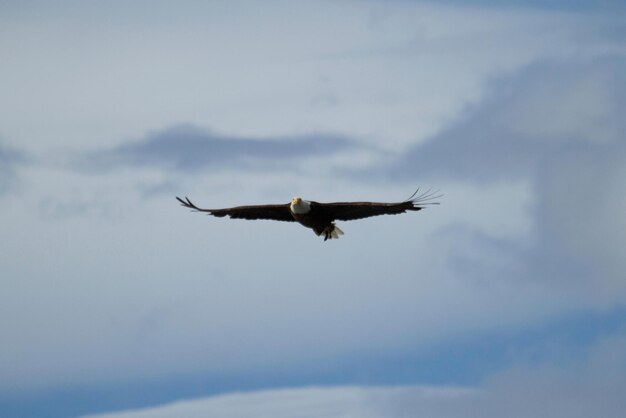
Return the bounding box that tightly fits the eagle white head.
[290,197,311,214]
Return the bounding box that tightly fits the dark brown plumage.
[176,188,440,241]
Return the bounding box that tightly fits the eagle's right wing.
[176,197,296,222]
[313,188,441,222]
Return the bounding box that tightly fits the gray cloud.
[390,56,626,182]
[86,124,357,173]
[385,55,626,299]
[82,330,626,418]
[0,141,26,195]
[437,0,626,12]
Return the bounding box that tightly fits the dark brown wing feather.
[312,188,441,222]
[314,201,418,221]
[176,197,295,222]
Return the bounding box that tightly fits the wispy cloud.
[81,385,478,418]
[383,55,626,301]
[2,2,625,417]
[84,124,359,173]
[389,56,626,182]
[81,329,626,418]
[0,141,27,195]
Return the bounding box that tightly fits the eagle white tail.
[321,223,344,241]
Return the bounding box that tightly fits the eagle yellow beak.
[292,197,301,204]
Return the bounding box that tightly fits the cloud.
[80,385,478,418]
[79,329,626,418]
[84,124,359,173]
[2,4,625,417]
[4,55,624,404]
[389,56,626,182]
[438,0,626,12]
[386,55,626,302]
[0,141,26,194]
[477,331,626,418]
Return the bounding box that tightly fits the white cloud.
[390,55,626,307]
[0,0,609,153]
[1,0,625,406]
[495,60,623,143]
[80,385,479,418]
[80,329,626,418]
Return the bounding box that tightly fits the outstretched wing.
[176,197,295,222]
[314,188,441,222]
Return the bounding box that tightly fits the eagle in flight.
[176,189,439,241]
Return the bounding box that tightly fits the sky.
[1,0,626,417]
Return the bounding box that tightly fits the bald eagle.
[176,189,439,241]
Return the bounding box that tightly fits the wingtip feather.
[407,187,442,209]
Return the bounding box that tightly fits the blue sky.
[1,1,626,417]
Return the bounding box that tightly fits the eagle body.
[177,189,439,241]
[289,198,343,240]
